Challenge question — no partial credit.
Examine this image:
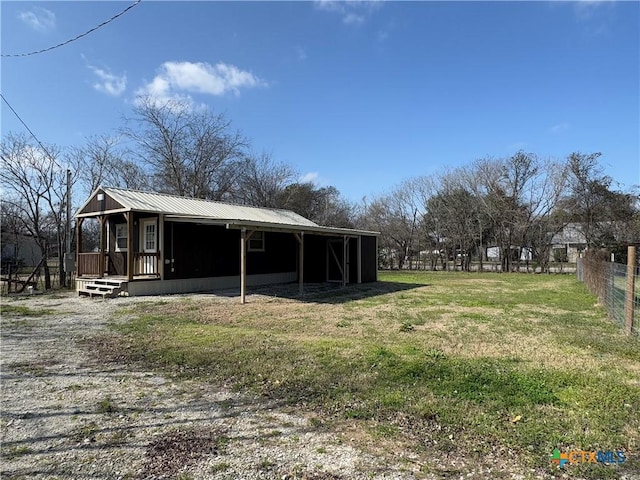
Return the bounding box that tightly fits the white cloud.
[136,61,266,105]
[573,0,611,21]
[572,1,615,35]
[550,122,570,134]
[88,65,127,96]
[343,12,365,26]
[314,0,382,26]
[299,172,319,184]
[18,7,56,32]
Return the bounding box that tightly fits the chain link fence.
[577,250,639,336]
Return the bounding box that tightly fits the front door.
[140,218,157,274]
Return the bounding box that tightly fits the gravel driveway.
[1,292,417,480]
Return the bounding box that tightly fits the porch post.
[342,235,347,288]
[375,236,379,281]
[357,235,362,284]
[126,212,134,281]
[294,232,304,295]
[76,218,83,277]
[158,214,164,280]
[98,216,106,277]
[240,228,247,304]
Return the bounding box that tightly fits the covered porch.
[76,210,164,282]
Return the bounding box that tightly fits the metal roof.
[76,187,379,237]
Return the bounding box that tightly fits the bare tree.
[562,152,636,250]
[233,152,296,207]
[277,183,355,227]
[70,134,148,195]
[0,133,76,289]
[363,180,423,269]
[123,96,246,200]
[425,173,482,271]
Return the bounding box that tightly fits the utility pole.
[65,169,72,288]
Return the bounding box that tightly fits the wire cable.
[1,93,62,168]
[2,0,142,58]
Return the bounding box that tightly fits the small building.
[550,223,587,263]
[75,187,379,300]
[1,232,42,268]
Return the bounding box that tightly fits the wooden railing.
[78,253,101,276]
[134,252,159,276]
[78,252,159,277]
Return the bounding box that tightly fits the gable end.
[78,189,125,215]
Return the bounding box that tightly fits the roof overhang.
[163,215,379,237]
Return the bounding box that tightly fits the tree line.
[1,96,638,288]
[358,152,638,272]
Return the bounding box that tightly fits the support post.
[295,232,304,295]
[239,229,254,304]
[98,216,106,277]
[158,214,164,280]
[375,236,379,281]
[126,212,134,281]
[625,245,636,335]
[240,228,247,304]
[357,235,362,284]
[342,235,347,288]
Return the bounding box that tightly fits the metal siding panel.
[125,272,297,296]
[361,236,377,283]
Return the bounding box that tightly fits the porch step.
[78,279,128,298]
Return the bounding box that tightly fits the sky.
[1,0,639,203]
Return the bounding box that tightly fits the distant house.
[550,223,588,263]
[75,187,379,299]
[0,233,41,267]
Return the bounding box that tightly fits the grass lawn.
[103,271,640,479]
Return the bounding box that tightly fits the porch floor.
[77,275,161,281]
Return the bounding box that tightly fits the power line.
[1,93,62,168]
[2,0,142,58]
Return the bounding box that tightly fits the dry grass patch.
[103,271,640,479]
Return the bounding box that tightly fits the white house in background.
[550,223,588,263]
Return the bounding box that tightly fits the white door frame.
[139,218,157,274]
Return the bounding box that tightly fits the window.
[248,231,265,252]
[115,223,128,251]
[143,221,156,252]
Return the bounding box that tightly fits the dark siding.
[349,237,358,282]
[326,239,344,282]
[304,235,377,284]
[163,223,297,280]
[303,235,327,282]
[79,189,124,214]
[360,235,377,283]
[247,232,296,275]
[164,223,238,280]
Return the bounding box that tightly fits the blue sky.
[2,1,639,202]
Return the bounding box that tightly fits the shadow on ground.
[181,280,429,305]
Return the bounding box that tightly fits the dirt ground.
[3,288,623,480]
[0,291,424,480]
